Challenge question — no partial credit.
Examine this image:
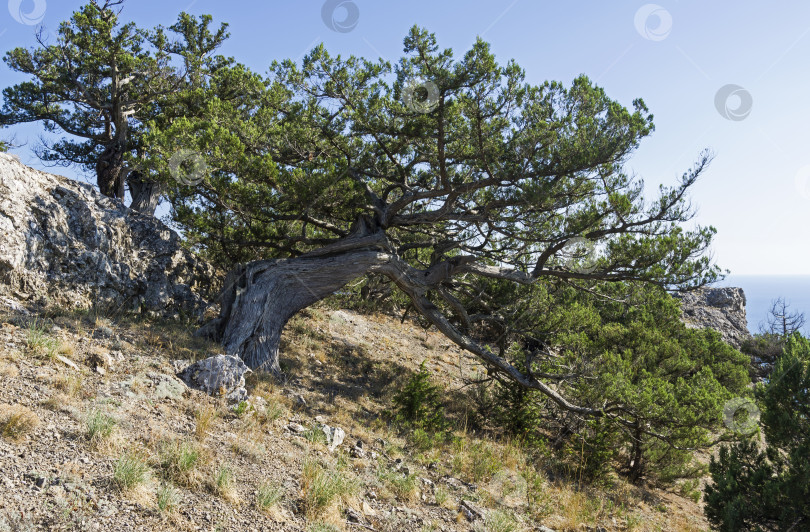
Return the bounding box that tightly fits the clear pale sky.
[2,1,809,275]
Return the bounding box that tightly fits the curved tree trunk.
[202,251,390,376]
[198,219,392,376]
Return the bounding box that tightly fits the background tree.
[744,297,807,381]
[763,297,806,338]
[704,333,810,531]
[145,28,722,434]
[0,0,229,213]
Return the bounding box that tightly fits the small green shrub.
[232,401,250,417]
[24,318,58,359]
[434,486,449,507]
[158,440,201,486]
[306,523,340,532]
[213,464,233,496]
[377,463,419,501]
[475,509,520,532]
[392,361,448,432]
[303,425,328,445]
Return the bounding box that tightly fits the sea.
[718,275,810,336]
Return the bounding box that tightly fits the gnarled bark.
[96,140,127,199]
[128,170,162,215]
[201,221,391,376]
[204,251,390,376]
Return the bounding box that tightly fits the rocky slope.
[0,300,710,531]
[0,153,216,318]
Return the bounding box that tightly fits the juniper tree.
[145,27,723,435]
[0,0,229,213]
[705,334,810,531]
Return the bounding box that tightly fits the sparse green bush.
[306,523,340,532]
[378,465,418,501]
[212,464,233,497]
[158,440,201,486]
[232,400,250,417]
[392,361,448,432]
[24,318,58,359]
[434,486,449,507]
[302,425,328,446]
[475,509,521,532]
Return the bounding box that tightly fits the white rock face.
[0,153,216,316]
[677,287,751,349]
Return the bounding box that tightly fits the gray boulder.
[176,354,251,402]
[0,153,216,317]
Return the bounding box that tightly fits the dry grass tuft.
[193,403,218,441]
[0,361,19,378]
[0,404,40,441]
[157,439,205,488]
[52,373,83,399]
[301,456,357,520]
[210,463,239,504]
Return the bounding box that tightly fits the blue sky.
[2,1,810,276]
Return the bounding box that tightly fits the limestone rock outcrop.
[677,287,751,350]
[0,153,216,316]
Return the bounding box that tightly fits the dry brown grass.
[51,373,83,399]
[193,403,218,441]
[0,403,40,441]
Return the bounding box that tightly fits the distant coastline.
[718,275,810,335]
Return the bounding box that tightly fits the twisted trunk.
[96,139,127,199]
[199,220,390,376]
